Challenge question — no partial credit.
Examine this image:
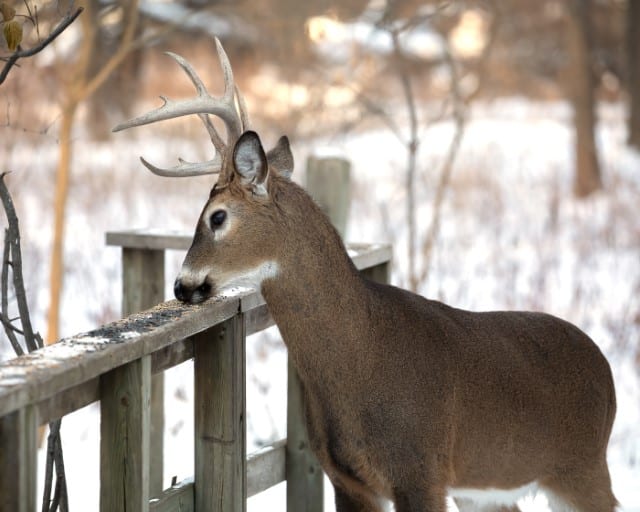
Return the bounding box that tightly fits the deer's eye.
[210,210,227,229]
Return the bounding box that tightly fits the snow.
[2,97,639,510]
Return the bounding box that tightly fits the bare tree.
[47,0,140,345]
[565,0,602,197]
[0,4,84,509]
[627,0,640,149]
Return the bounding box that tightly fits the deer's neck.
[260,181,369,374]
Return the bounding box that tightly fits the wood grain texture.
[100,356,151,512]
[122,248,165,497]
[0,405,37,512]
[286,357,323,512]
[194,315,246,512]
[149,440,286,512]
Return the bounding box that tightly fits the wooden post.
[100,356,151,512]
[0,406,37,512]
[122,247,165,497]
[194,314,246,512]
[306,155,351,238]
[286,357,324,512]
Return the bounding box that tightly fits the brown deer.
[114,38,617,512]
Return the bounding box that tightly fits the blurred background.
[1,0,639,510]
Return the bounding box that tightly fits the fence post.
[0,405,37,512]
[100,356,151,512]
[285,156,352,512]
[194,314,246,512]
[122,247,165,496]
[305,155,351,237]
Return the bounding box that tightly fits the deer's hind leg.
[541,461,617,512]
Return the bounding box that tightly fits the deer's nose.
[174,278,212,304]
[174,278,190,302]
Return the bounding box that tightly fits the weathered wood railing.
[0,229,391,512]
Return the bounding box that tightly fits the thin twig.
[0,173,39,351]
[42,421,57,512]
[1,234,24,355]
[420,41,466,284]
[0,7,84,86]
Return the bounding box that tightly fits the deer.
[113,38,618,512]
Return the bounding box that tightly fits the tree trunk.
[46,103,76,345]
[45,0,140,344]
[566,0,602,198]
[627,0,640,149]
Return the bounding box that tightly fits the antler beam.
[113,37,249,177]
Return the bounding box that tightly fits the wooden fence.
[0,157,392,511]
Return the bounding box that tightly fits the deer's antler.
[112,37,249,177]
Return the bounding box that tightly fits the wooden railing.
[0,229,391,512]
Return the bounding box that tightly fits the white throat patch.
[215,260,280,294]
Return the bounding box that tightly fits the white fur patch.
[448,481,538,508]
[215,260,280,293]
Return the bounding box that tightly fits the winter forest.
[1,0,639,510]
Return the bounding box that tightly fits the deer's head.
[175,131,294,303]
[113,38,293,304]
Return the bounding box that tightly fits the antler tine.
[198,113,227,155]
[139,154,222,177]
[112,50,242,138]
[235,85,250,132]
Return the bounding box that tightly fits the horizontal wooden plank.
[148,439,286,511]
[247,439,286,498]
[0,295,247,417]
[36,378,99,425]
[149,477,194,512]
[106,229,193,251]
[33,304,278,423]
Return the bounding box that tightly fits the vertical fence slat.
[0,405,37,512]
[194,314,246,512]
[286,356,324,512]
[100,356,151,512]
[122,247,165,497]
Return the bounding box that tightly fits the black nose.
[174,279,189,302]
[174,278,212,304]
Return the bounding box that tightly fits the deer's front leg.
[334,486,384,512]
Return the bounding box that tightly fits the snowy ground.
[2,98,639,510]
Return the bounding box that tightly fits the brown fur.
[175,132,617,512]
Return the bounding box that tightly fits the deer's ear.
[233,131,269,196]
[266,135,294,180]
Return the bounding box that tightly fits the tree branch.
[420,41,467,284]
[0,6,83,86]
[1,234,24,355]
[0,172,39,351]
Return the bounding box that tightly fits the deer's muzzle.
[174,278,212,304]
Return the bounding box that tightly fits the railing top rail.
[0,243,391,418]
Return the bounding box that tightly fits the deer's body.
[250,171,617,512]
[115,39,617,512]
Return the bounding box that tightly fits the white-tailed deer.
[114,38,617,512]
